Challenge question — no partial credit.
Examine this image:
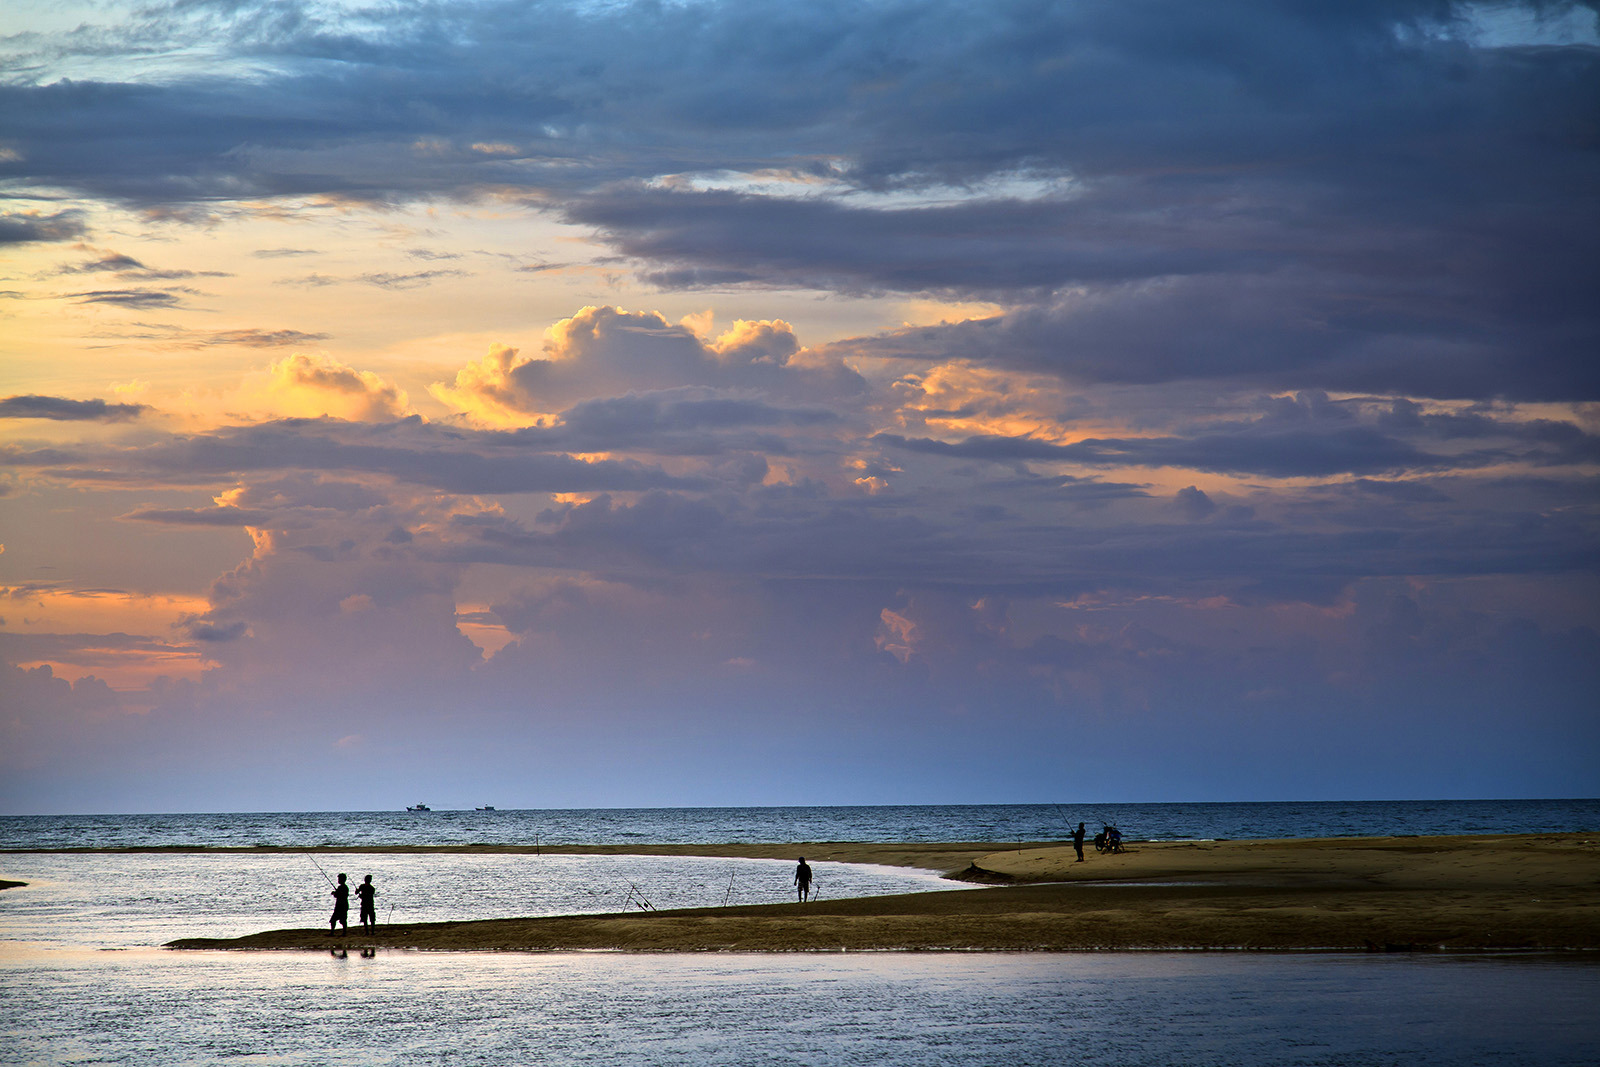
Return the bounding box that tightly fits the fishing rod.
[306,852,335,888]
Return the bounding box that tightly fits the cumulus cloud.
[259,353,410,421]
[431,306,864,424]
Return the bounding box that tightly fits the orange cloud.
[429,343,553,427]
[260,353,410,421]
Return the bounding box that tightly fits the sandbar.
[141,834,1596,952]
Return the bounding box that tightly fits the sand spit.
[145,833,1598,953]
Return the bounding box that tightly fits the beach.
[164,833,1600,952]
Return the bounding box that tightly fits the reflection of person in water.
[794,857,813,902]
[355,874,378,932]
[329,872,349,934]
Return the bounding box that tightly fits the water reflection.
[1,948,1595,1066]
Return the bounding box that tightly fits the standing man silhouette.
[794,857,813,902]
[1072,822,1086,863]
[329,872,350,934]
[355,874,378,932]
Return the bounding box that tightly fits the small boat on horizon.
[406,803,431,812]
[475,805,496,811]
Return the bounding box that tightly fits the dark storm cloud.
[0,395,147,421]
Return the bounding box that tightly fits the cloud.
[2,3,1597,807]
[61,252,148,273]
[122,505,275,527]
[68,288,189,309]
[2,1,1591,408]
[357,269,467,290]
[204,329,332,348]
[879,427,1463,478]
[0,210,86,245]
[1175,485,1216,521]
[259,354,409,421]
[38,416,710,497]
[0,395,147,421]
[183,620,249,642]
[874,389,1600,478]
[431,306,865,424]
[58,250,230,280]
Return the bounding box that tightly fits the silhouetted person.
[794,857,813,902]
[1072,822,1086,863]
[329,872,349,934]
[355,874,378,932]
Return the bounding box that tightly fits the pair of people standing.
[329,873,379,933]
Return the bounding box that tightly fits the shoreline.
[149,833,1600,954]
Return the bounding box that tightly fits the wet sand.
[158,834,1599,952]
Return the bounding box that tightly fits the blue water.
[2,949,1595,1066]
[0,852,966,948]
[3,802,1598,1065]
[3,798,1596,851]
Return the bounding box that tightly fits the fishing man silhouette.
[794,857,813,902]
[355,874,378,932]
[329,872,350,934]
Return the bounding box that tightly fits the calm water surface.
[3,948,1596,1066]
[3,804,1598,1064]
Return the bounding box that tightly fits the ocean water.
[3,802,1598,1065]
[3,797,1597,851]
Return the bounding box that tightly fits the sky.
[1,0,1597,814]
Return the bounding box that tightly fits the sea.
[3,800,1598,1066]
